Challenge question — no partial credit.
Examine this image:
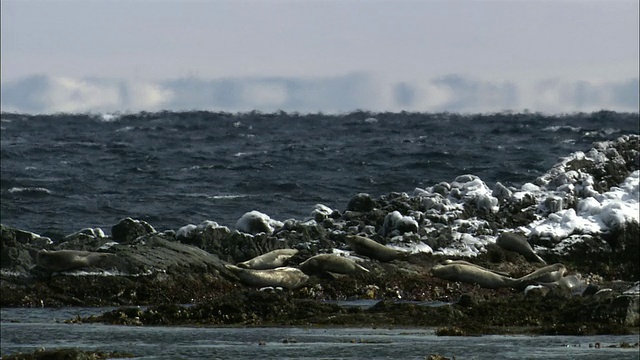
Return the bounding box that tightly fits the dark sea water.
[2,307,639,360]
[1,111,639,237]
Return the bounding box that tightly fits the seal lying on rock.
[539,274,586,295]
[345,235,408,262]
[299,254,369,275]
[517,263,567,285]
[434,262,571,291]
[36,249,114,272]
[430,262,520,289]
[237,249,299,270]
[496,232,546,264]
[224,265,309,289]
[443,259,511,277]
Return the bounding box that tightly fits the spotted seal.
[443,259,511,277]
[299,253,369,275]
[236,249,299,270]
[224,265,309,289]
[430,262,520,289]
[36,249,114,272]
[517,263,567,285]
[496,232,546,264]
[345,235,408,262]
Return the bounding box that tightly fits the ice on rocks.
[310,204,335,222]
[236,210,283,235]
[382,210,419,236]
[450,175,499,213]
[176,220,229,239]
[529,170,639,242]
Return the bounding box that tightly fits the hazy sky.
[1,0,638,113]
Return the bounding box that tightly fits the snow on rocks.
[451,175,499,213]
[309,204,337,222]
[111,218,156,243]
[177,220,228,239]
[236,210,284,235]
[382,210,419,236]
[527,170,639,244]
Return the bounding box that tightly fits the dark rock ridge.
[1,348,134,360]
[73,288,638,336]
[1,134,638,334]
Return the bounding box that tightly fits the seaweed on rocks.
[75,287,639,335]
[0,348,135,360]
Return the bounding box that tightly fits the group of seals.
[228,248,371,288]
[431,261,573,290]
[36,249,114,272]
[428,231,557,290]
[227,235,409,289]
[431,262,520,289]
[230,234,559,292]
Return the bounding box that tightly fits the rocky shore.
[1,134,639,336]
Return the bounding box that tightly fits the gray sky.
[1,0,638,113]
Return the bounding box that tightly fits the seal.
[224,264,309,289]
[237,249,299,270]
[430,262,520,289]
[496,232,546,264]
[443,259,511,277]
[345,235,408,262]
[517,263,567,285]
[299,253,369,275]
[545,274,585,295]
[36,249,114,272]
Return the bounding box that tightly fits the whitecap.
[8,187,53,195]
[542,125,581,132]
[209,194,248,200]
[98,113,120,122]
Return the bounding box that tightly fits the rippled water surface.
[2,111,638,236]
[1,307,639,359]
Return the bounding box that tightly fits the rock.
[590,294,640,327]
[177,221,232,256]
[236,210,282,235]
[1,224,49,272]
[492,182,513,199]
[524,285,550,298]
[382,210,419,236]
[0,348,135,360]
[432,182,451,196]
[111,218,156,243]
[347,193,375,212]
[543,196,564,214]
[310,204,335,222]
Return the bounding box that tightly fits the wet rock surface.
[72,287,638,336]
[1,135,639,335]
[1,348,135,360]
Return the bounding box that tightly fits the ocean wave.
[542,125,582,132]
[183,193,250,200]
[8,187,53,195]
[1,110,638,236]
